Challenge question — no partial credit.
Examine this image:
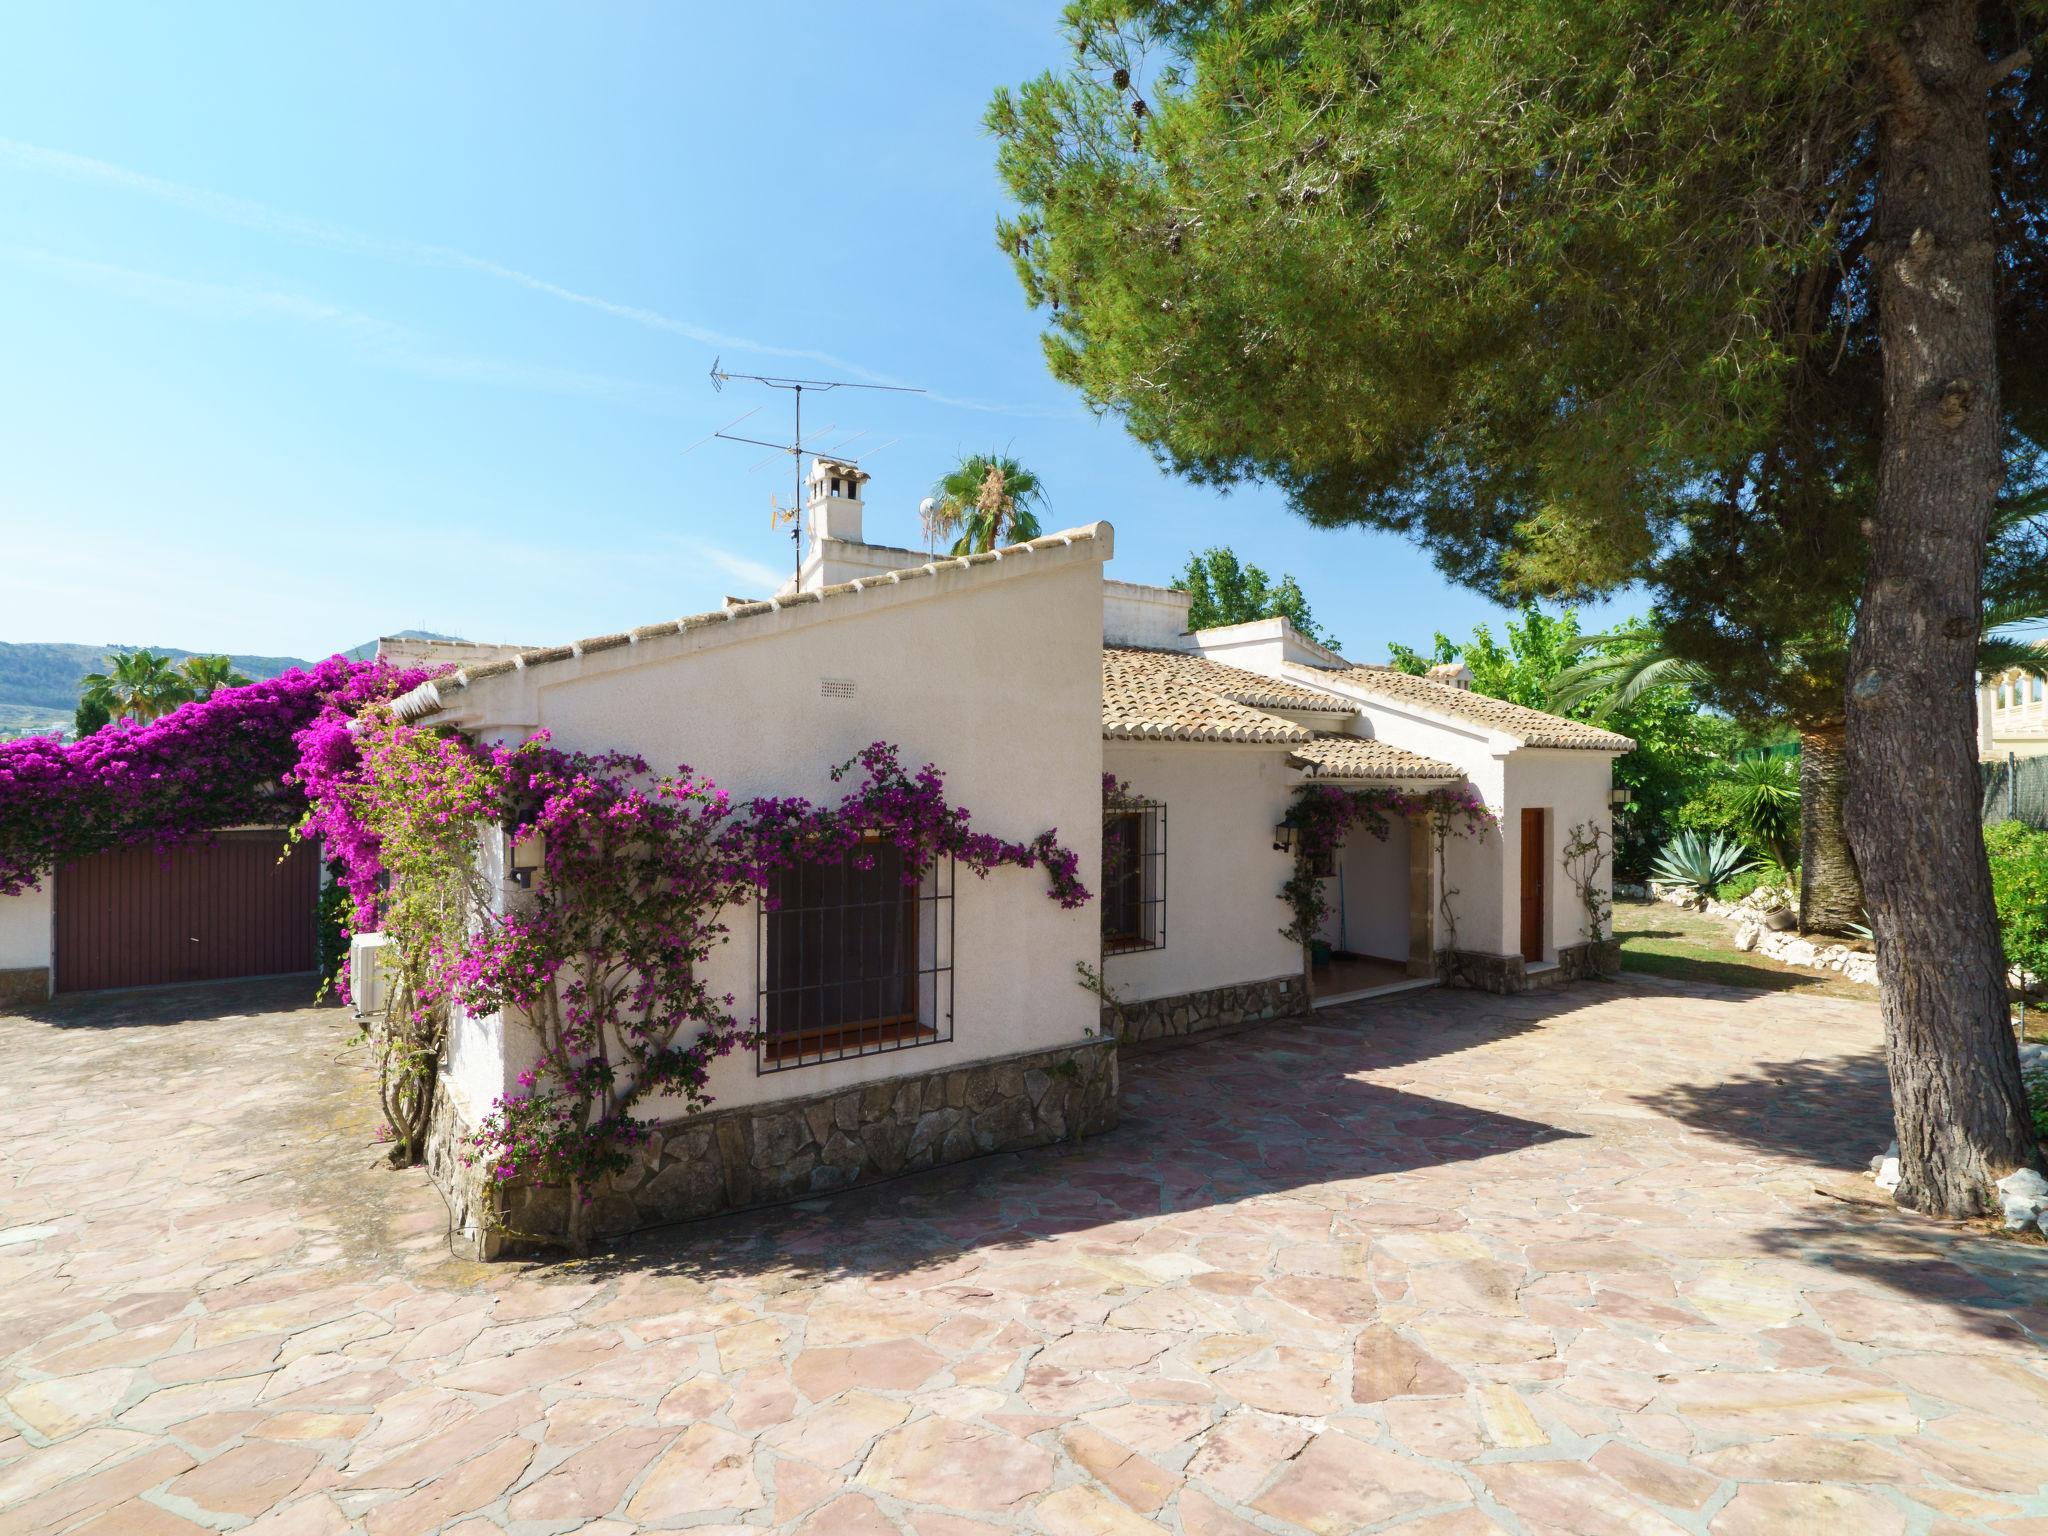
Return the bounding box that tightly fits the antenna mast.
[707,359,924,586]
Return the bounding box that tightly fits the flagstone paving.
[2,973,2046,1534]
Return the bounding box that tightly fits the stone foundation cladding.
[1438,942,1619,994]
[1105,974,1306,1046]
[0,967,49,1010]
[1437,950,1526,994]
[1555,938,1623,983]
[429,1035,1119,1260]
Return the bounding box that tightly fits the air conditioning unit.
[349,932,391,1021]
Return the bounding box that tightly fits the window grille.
[1102,801,1166,954]
[757,836,953,1072]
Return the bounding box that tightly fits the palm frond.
[1978,635,2048,681]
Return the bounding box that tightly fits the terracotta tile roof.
[1101,647,1350,744]
[394,526,1108,722]
[1301,665,1636,752]
[1289,735,1462,783]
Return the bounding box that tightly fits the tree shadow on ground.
[1640,1042,2048,1344]
[1746,1212,2048,1348]
[7,973,332,1028]
[1619,949,1845,995]
[571,996,1585,1288]
[1638,1047,1894,1172]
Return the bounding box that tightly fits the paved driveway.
[2,975,2045,1535]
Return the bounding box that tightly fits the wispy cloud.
[662,535,792,596]
[1,244,677,409]
[0,137,1083,420]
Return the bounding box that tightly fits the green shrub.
[1651,830,1758,898]
[2028,1069,2048,1141]
[1985,821,2048,994]
[1718,863,1797,904]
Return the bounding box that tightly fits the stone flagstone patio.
[2,972,2046,1534]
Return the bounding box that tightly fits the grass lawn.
[1613,897,1876,1000]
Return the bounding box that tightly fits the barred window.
[757,836,953,1071]
[1102,801,1166,954]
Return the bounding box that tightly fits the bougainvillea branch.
[295,728,1088,1251]
[1279,783,1496,946]
[0,657,434,896]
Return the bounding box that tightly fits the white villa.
[385,460,1633,1256]
[1979,654,2048,758]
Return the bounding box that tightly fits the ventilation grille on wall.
[820,677,857,700]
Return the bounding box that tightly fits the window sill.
[1103,938,1164,957]
[760,1018,941,1070]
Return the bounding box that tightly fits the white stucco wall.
[1192,616,1348,671]
[1100,742,1303,1003]
[1104,581,1193,650]
[1500,750,1618,962]
[0,880,53,973]
[436,540,1108,1127]
[1324,817,1410,961]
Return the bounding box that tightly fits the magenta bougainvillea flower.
[0,656,435,896]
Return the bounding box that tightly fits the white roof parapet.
[394,523,1112,722]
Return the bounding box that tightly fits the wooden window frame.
[756,836,954,1072]
[1102,801,1167,956]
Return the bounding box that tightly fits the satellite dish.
[919,497,937,516]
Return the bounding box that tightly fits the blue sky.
[0,3,1630,665]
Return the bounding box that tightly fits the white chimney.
[1427,661,1473,691]
[807,458,868,546]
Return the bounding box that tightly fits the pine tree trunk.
[1846,2,2038,1215]
[1798,725,1864,934]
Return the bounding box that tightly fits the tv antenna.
[704,358,925,585]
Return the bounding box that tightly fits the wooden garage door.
[55,831,318,993]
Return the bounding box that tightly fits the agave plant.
[1650,830,1758,898]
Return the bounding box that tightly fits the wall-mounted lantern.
[1610,786,1631,807]
[1272,822,1297,854]
[509,832,545,889]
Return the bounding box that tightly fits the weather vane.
[698,358,924,586]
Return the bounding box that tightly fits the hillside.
[0,632,460,737]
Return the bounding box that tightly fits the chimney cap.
[809,457,869,485]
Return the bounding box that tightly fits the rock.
[1873,1141,1901,1193]
[1733,921,1761,953]
[1776,938,1818,966]
[1996,1167,2048,1201]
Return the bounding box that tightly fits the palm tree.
[925,454,1045,555]
[1552,619,1862,934]
[78,650,193,726]
[178,654,251,699]
[1973,482,2048,686]
[1555,510,2048,935]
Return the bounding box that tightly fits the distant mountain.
[0,631,464,738]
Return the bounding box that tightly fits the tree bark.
[1798,725,1864,934]
[1846,1,2038,1215]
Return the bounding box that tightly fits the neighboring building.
[386,460,1632,1256]
[1978,656,2048,758]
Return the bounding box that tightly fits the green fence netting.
[1980,754,2048,829]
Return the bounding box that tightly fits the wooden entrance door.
[54,830,318,993]
[1519,808,1546,963]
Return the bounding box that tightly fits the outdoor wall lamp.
[1611,787,1632,807]
[509,832,545,889]
[1272,822,1296,854]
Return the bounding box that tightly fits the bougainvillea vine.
[297,725,1089,1250]
[0,657,434,896]
[1279,783,1497,946]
